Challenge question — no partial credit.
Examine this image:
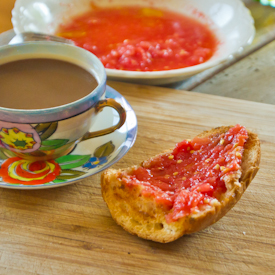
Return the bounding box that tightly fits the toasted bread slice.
[101,126,260,243]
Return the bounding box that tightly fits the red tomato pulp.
[58,6,218,71]
[121,125,248,223]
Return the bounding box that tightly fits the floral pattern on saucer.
[0,140,115,185]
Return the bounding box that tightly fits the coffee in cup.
[0,42,126,161]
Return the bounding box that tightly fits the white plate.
[11,0,255,85]
[0,86,137,189]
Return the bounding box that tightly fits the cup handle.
[81,98,126,141]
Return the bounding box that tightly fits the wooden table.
[0,1,274,274]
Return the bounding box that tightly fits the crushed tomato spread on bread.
[121,125,248,223]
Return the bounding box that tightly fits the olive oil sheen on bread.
[0,58,98,109]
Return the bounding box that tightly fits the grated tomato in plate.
[58,6,218,72]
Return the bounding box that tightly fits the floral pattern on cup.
[0,121,74,160]
[0,140,115,185]
[0,122,41,153]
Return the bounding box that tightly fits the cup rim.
[0,42,107,124]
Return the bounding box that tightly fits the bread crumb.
[236,152,242,158]
[243,232,246,235]
[235,181,241,187]
[210,199,219,206]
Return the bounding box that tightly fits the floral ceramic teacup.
[0,42,126,161]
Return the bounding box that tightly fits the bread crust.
[101,126,261,243]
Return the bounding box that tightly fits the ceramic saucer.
[0,86,137,189]
[0,29,16,46]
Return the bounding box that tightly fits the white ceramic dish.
[12,0,255,85]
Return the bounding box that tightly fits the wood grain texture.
[0,0,15,34]
[193,39,275,104]
[0,81,274,274]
